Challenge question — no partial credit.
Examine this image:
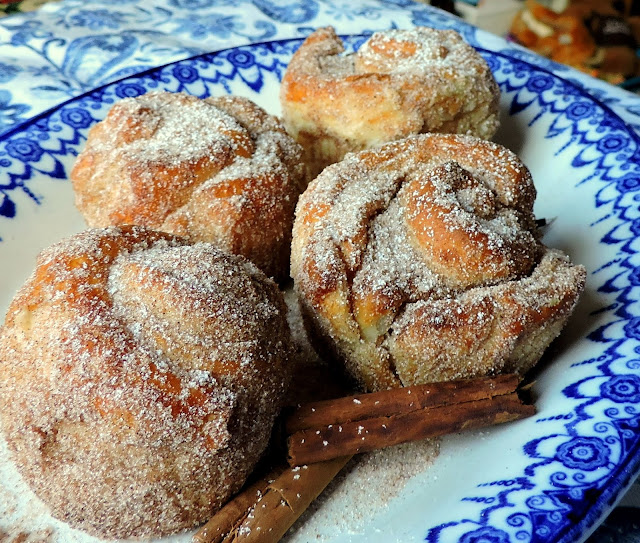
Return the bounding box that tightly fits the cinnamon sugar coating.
[0,226,293,539]
[291,133,586,392]
[280,26,500,178]
[71,92,307,281]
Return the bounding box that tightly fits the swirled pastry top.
[280,27,501,177]
[71,91,306,280]
[0,225,293,539]
[292,133,586,392]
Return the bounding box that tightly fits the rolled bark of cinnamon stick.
[286,374,535,466]
[192,457,351,543]
[286,373,521,433]
[192,468,285,543]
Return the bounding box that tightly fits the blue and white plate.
[2,27,640,543]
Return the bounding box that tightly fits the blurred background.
[432,0,640,91]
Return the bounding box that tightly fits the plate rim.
[1,34,640,543]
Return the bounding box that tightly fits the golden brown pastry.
[0,225,293,539]
[509,0,596,71]
[280,26,500,178]
[71,91,307,281]
[291,133,586,392]
[509,0,640,84]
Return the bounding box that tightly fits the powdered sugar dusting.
[97,91,249,164]
[357,27,488,77]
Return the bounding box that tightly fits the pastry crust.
[0,225,293,539]
[71,92,307,281]
[280,26,500,177]
[291,133,586,392]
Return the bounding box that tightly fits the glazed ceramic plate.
[1,35,640,543]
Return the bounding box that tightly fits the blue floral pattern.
[2,3,640,543]
[0,0,452,137]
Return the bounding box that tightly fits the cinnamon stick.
[286,373,521,432]
[193,374,534,542]
[192,456,351,543]
[286,374,535,466]
[192,467,285,543]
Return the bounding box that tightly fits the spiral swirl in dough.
[71,91,306,281]
[0,226,293,539]
[280,26,500,178]
[292,133,586,392]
